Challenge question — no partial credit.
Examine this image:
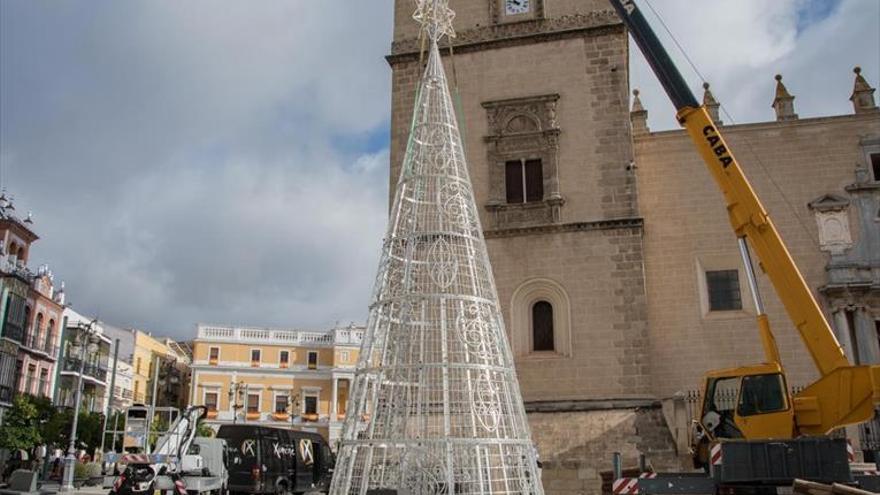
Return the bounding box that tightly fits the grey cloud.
[1,1,394,337]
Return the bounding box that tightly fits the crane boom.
[609,0,880,436]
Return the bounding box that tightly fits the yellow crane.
[609,0,880,468]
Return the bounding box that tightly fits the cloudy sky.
[1,0,877,339]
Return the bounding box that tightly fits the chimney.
[772,74,798,121]
[630,89,649,135]
[702,82,722,125]
[850,66,878,114]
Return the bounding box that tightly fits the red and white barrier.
[612,477,640,495]
[710,443,723,466]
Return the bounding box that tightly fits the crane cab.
[692,363,795,468]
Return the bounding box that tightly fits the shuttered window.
[505,159,543,204]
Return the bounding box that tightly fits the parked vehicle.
[216,425,334,495]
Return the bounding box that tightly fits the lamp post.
[288,392,301,426]
[227,380,245,424]
[61,318,100,492]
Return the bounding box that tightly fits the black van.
[217,425,334,495]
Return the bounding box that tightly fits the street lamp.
[61,318,100,492]
[227,381,247,424]
[288,392,301,426]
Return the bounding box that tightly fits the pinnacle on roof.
[702,82,722,125]
[630,89,649,135]
[772,74,798,121]
[850,66,878,114]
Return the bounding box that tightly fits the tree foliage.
[0,396,42,451]
[196,422,215,437]
[0,395,106,453]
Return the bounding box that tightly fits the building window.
[251,349,261,366]
[484,94,562,228]
[871,153,880,182]
[136,357,142,375]
[44,319,54,350]
[33,313,43,342]
[531,301,554,351]
[875,320,880,355]
[275,394,289,413]
[247,393,260,413]
[706,270,743,311]
[307,351,318,370]
[208,347,219,365]
[25,364,35,394]
[279,351,289,368]
[204,392,218,412]
[510,278,572,358]
[338,351,350,363]
[304,394,318,415]
[39,369,48,397]
[505,159,543,204]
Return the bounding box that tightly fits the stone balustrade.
[197,323,364,347]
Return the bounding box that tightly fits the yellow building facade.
[131,330,190,405]
[189,323,362,446]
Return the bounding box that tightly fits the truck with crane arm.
[607,0,880,492]
[106,406,228,495]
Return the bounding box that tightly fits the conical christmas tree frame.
[330,2,544,493]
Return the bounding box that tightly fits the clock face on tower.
[505,0,531,15]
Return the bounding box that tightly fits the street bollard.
[612,452,622,480]
[639,453,646,473]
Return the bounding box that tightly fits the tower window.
[505,159,543,204]
[279,350,289,368]
[870,153,880,182]
[208,347,219,364]
[706,270,742,311]
[532,300,554,352]
[251,349,261,366]
[307,351,318,370]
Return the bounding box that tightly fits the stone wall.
[389,0,646,403]
[635,113,880,398]
[529,408,685,495]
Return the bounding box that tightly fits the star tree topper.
[413,0,456,41]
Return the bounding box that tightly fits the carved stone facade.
[809,194,853,255]
[483,94,564,228]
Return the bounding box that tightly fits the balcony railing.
[60,356,108,382]
[21,332,59,358]
[197,324,365,347]
[2,324,24,344]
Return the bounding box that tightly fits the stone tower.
[331,1,543,493]
[387,1,671,492]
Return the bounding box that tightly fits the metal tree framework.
[329,1,544,494]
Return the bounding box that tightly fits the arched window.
[16,247,24,261]
[510,278,571,358]
[45,319,55,349]
[23,306,30,335]
[532,301,554,351]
